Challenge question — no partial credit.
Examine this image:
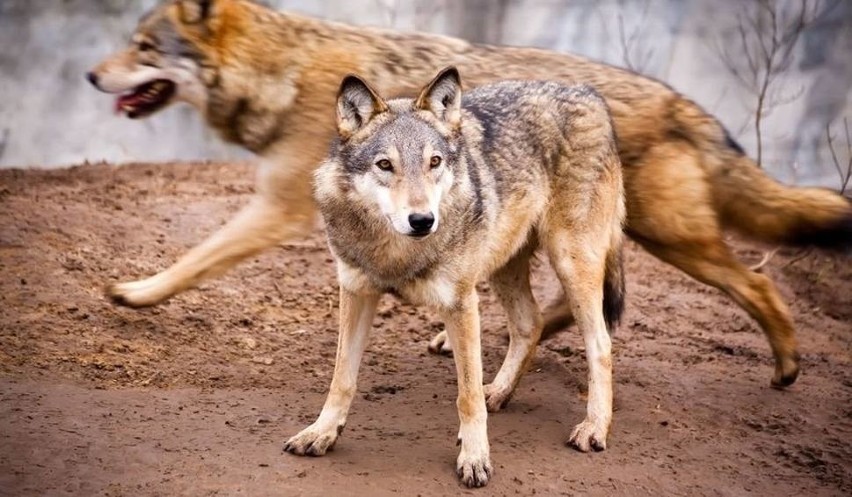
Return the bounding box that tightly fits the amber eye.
[430,156,442,168]
[376,159,393,171]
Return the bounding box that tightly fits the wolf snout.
[86,71,100,89]
[408,212,435,237]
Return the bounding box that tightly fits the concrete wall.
[1,0,850,187]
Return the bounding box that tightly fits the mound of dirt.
[0,162,850,496]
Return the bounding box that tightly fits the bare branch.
[617,13,632,69]
[826,117,852,194]
[713,0,828,168]
[737,21,759,84]
[613,0,655,74]
[770,84,806,108]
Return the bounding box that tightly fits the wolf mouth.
[115,79,176,118]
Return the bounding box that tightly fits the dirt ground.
[0,161,850,497]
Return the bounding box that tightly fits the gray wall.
[1,0,850,188]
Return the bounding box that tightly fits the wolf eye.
[375,159,393,172]
[429,156,442,168]
[138,41,155,52]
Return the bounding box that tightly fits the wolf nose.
[408,212,435,234]
[86,72,100,88]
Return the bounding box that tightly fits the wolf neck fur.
[203,6,305,153]
[201,6,469,155]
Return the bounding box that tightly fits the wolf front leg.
[440,290,492,488]
[106,194,314,307]
[284,287,379,456]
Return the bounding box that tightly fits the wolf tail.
[603,225,626,333]
[712,155,852,249]
[667,96,852,249]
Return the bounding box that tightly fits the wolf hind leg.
[635,235,800,387]
[623,140,799,386]
[541,288,575,338]
[544,220,615,453]
[428,254,548,362]
[484,247,543,412]
[427,329,454,355]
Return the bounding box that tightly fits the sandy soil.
[0,161,850,497]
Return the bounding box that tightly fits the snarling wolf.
[87,0,852,387]
[283,67,625,487]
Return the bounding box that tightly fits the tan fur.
[88,0,852,387]
[283,69,624,487]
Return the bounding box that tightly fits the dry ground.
[0,162,850,496]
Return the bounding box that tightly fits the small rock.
[252,356,274,365]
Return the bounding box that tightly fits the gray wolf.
[87,0,852,388]
[283,67,625,488]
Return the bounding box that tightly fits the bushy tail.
[603,231,626,333]
[665,95,852,250]
[713,155,852,249]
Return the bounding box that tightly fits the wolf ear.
[336,75,389,140]
[415,66,462,129]
[178,0,216,24]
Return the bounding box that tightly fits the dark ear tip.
[341,74,363,85]
[439,66,461,85]
[338,74,365,94]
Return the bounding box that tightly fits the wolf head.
[328,67,463,239]
[86,0,227,118]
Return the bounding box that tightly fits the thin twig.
[783,248,815,268]
[749,246,781,272]
[826,117,852,194]
[615,0,654,74]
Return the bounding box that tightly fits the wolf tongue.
[115,92,142,113]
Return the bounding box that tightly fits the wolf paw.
[106,278,169,308]
[283,423,341,457]
[483,382,513,413]
[770,352,800,389]
[567,419,608,452]
[456,450,492,488]
[427,330,453,356]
